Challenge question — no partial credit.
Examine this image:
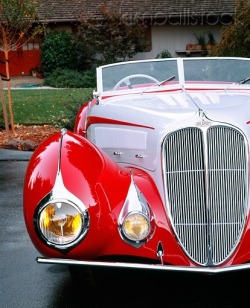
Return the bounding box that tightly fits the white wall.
[133,24,222,60]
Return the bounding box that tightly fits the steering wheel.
[113,74,160,90]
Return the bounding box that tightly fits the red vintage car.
[23,57,250,281]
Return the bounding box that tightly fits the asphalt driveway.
[0,149,33,161]
[0,148,249,308]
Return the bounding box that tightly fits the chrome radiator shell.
[163,125,248,265]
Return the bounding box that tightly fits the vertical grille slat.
[164,125,248,266]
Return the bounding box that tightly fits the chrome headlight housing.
[122,211,151,242]
[35,198,89,250]
[118,177,156,247]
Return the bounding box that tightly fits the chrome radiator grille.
[163,125,248,265]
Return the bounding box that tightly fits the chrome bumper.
[37,257,250,274]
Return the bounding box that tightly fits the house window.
[20,36,41,51]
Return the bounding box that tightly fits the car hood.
[189,89,250,128]
[96,88,250,133]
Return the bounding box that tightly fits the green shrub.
[41,30,78,77]
[81,69,96,88]
[156,49,172,58]
[56,95,91,130]
[44,68,96,88]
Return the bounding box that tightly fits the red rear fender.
[74,98,98,137]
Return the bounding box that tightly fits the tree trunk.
[0,76,9,134]
[3,43,15,134]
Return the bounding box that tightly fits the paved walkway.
[1,75,44,88]
[0,148,33,161]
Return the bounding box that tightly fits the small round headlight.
[38,200,84,245]
[122,212,150,242]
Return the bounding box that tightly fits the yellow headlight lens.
[39,201,83,245]
[122,212,150,241]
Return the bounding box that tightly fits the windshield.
[97,57,250,93]
[183,58,250,82]
[100,59,178,92]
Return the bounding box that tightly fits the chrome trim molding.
[37,257,250,274]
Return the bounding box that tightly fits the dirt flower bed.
[0,124,60,150]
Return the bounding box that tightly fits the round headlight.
[38,200,84,246]
[122,212,150,242]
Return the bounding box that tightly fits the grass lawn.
[3,88,93,125]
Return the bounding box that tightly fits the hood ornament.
[196,109,212,127]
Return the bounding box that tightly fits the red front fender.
[23,130,131,256]
[23,129,190,264]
